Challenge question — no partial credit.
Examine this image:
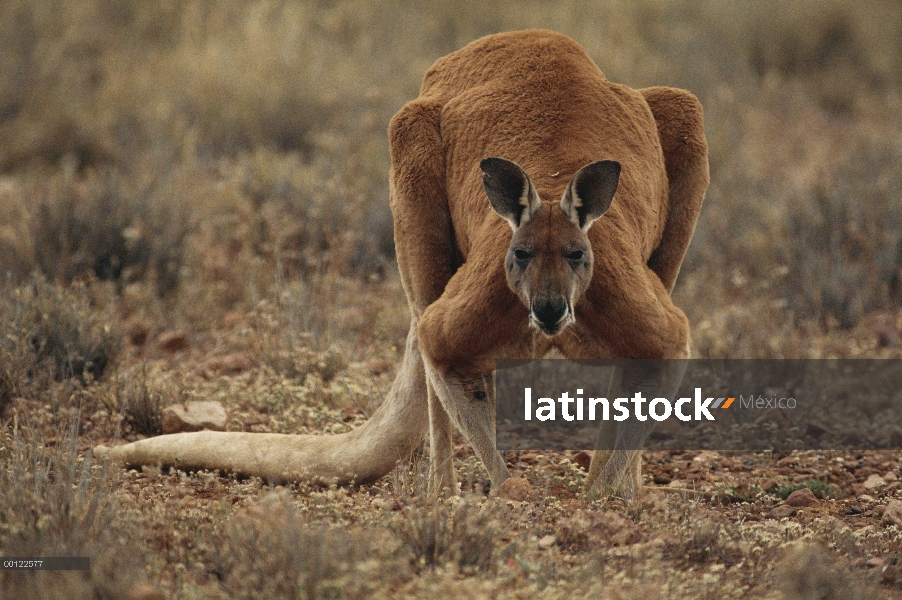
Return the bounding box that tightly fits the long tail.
[95,324,428,485]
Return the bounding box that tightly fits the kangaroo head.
[481,157,620,335]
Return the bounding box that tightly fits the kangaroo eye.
[567,251,584,261]
[514,249,531,261]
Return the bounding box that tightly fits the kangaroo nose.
[532,297,567,332]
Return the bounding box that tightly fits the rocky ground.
[3,284,902,599]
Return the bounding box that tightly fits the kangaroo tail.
[95,325,428,485]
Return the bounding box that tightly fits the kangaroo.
[96,30,708,499]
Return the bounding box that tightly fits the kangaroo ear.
[560,160,620,231]
[481,157,542,230]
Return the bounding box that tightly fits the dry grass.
[0,276,120,416]
[1,0,901,597]
[208,493,395,599]
[777,543,883,600]
[392,498,499,573]
[0,420,144,599]
[113,363,179,437]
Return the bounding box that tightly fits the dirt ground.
[3,280,902,598]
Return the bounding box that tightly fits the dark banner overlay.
[1,557,90,570]
[495,359,902,451]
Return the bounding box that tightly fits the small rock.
[653,474,672,485]
[858,494,877,504]
[571,451,592,471]
[494,477,535,502]
[538,534,556,549]
[341,405,364,422]
[161,401,228,434]
[204,352,255,376]
[886,472,899,482]
[863,474,885,491]
[785,488,818,507]
[883,500,902,527]
[367,359,394,375]
[158,331,189,352]
[777,456,798,467]
[768,505,798,519]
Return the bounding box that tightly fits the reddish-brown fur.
[394,31,706,371]
[97,30,708,498]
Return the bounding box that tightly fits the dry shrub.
[691,130,902,332]
[741,1,901,114]
[255,271,345,379]
[254,267,408,378]
[241,147,394,280]
[0,167,191,295]
[4,0,900,336]
[114,363,180,437]
[0,0,500,169]
[0,277,120,415]
[392,497,498,573]
[0,0,399,282]
[209,494,391,599]
[0,420,144,599]
[556,510,642,552]
[662,506,744,566]
[782,139,902,326]
[777,543,881,600]
[675,519,736,565]
[639,0,902,335]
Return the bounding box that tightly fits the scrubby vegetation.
[1,0,901,597]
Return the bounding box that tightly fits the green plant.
[776,478,838,500]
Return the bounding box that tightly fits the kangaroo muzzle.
[530,296,571,335]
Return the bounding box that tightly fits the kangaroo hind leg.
[389,97,460,496]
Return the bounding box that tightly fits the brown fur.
[96,30,709,498]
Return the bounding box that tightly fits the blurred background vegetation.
[1,0,901,363]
